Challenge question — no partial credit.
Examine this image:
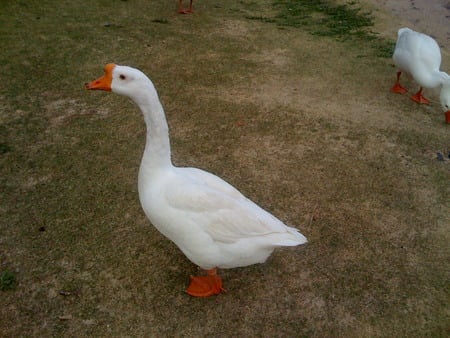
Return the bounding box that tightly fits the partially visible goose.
[178,0,193,14]
[391,27,450,112]
[86,64,307,297]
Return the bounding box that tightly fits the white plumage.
[392,27,450,112]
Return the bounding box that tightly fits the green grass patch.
[0,271,16,291]
[151,18,169,24]
[276,0,372,34]
[247,0,394,57]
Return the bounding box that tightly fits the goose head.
[86,63,155,103]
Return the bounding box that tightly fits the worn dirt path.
[366,0,450,49]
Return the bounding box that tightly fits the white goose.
[86,64,307,297]
[391,27,450,114]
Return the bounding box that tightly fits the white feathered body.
[139,164,306,270]
[393,27,444,89]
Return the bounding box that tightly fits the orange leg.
[178,0,193,14]
[391,71,408,94]
[186,268,224,297]
[410,87,430,104]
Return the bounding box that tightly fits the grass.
[274,0,373,34]
[0,271,16,291]
[246,0,395,57]
[0,0,449,336]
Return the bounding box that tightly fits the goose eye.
[119,74,126,80]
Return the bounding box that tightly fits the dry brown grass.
[0,0,449,336]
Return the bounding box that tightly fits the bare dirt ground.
[0,0,449,336]
[367,0,450,49]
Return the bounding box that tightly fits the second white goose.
[391,27,450,112]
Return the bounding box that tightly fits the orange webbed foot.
[411,94,430,104]
[178,8,193,14]
[391,71,408,94]
[186,269,224,297]
[391,83,408,94]
[411,88,430,104]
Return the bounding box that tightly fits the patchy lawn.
[0,0,448,336]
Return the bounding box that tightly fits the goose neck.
[135,94,172,170]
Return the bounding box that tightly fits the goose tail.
[275,226,308,246]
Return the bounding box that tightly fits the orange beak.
[85,63,116,91]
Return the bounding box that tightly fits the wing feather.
[166,168,290,244]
